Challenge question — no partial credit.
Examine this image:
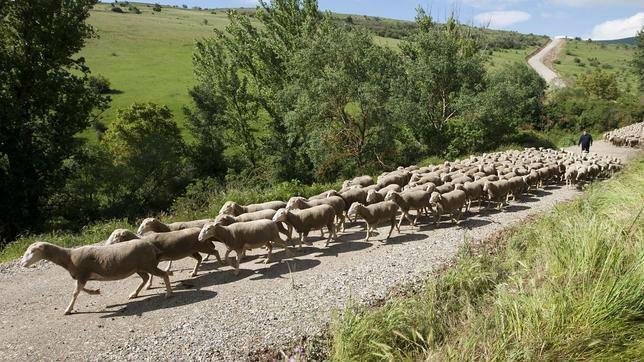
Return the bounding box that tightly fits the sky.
[133,0,644,39]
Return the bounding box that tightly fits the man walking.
[578,129,593,153]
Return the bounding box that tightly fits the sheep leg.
[145,274,154,290]
[225,249,234,267]
[320,227,325,238]
[148,267,173,298]
[394,217,401,233]
[386,220,395,241]
[364,225,372,242]
[64,280,84,315]
[165,260,173,273]
[190,253,202,277]
[303,232,313,246]
[234,250,242,275]
[130,272,150,299]
[264,243,273,264]
[324,222,334,247]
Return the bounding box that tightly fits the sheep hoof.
[63,309,72,315]
[166,271,174,277]
[128,293,139,299]
[89,288,101,295]
[165,292,173,299]
[234,271,240,276]
[190,272,198,277]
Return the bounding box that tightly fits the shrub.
[574,57,581,63]
[88,74,111,94]
[152,3,161,11]
[110,6,123,13]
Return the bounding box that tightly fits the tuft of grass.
[328,156,644,361]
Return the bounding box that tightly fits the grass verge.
[328,156,644,361]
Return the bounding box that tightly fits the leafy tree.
[0,0,107,241]
[632,27,644,92]
[286,22,402,179]
[578,69,620,100]
[152,3,161,12]
[394,10,485,154]
[191,0,321,182]
[102,103,186,214]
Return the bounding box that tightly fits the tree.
[101,103,186,215]
[152,3,161,12]
[632,27,644,92]
[0,0,107,241]
[286,21,403,179]
[393,10,485,154]
[578,69,620,100]
[191,0,321,183]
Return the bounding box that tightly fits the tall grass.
[329,157,644,361]
[0,180,340,263]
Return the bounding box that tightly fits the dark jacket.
[578,134,593,148]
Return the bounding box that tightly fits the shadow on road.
[96,289,217,318]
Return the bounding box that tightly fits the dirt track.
[0,141,640,361]
[528,37,566,88]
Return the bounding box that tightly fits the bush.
[110,6,123,13]
[88,74,111,94]
[574,57,581,63]
[152,3,161,11]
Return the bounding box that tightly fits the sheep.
[286,196,346,232]
[483,180,511,209]
[564,167,578,188]
[136,217,217,269]
[429,189,467,225]
[105,228,139,245]
[139,228,223,288]
[435,182,455,194]
[342,175,374,188]
[339,188,368,223]
[347,201,400,242]
[507,176,528,201]
[454,182,484,212]
[385,189,432,228]
[198,219,289,275]
[376,171,410,188]
[219,200,287,216]
[20,240,172,315]
[136,217,215,236]
[366,189,385,204]
[273,204,337,247]
[213,209,290,239]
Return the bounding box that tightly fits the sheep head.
[365,190,379,204]
[219,201,238,215]
[429,192,441,204]
[198,223,218,242]
[21,242,49,267]
[383,190,397,201]
[106,229,139,245]
[272,208,289,223]
[347,202,362,218]
[286,197,306,210]
[137,217,162,236]
[213,214,235,227]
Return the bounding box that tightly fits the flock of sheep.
[604,121,644,149]
[20,147,623,315]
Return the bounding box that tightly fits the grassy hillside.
[328,156,644,360]
[80,3,545,140]
[554,39,637,93]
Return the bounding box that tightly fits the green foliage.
[102,103,187,213]
[152,3,161,12]
[329,157,644,361]
[0,0,107,243]
[578,69,620,100]
[632,27,644,92]
[88,74,112,94]
[394,13,485,154]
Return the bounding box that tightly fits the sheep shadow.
[381,232,427,245]
[314,240,373,257]
[98,289,217,318]
[458,218,493,229]
[249,258,322,281]
[503,204,530,213]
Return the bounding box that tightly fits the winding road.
[528,37,566,88]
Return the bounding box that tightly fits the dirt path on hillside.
[528,38,566,88]
[0,142,640,361]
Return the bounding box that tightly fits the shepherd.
[578,129,593,154]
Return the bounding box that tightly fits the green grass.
[81,3,252,140]
[328,156,644,361]
[0,179,340,263]
[486,47,540,72]
[554,39,637,93]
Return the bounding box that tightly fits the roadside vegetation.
[327,156,644,361]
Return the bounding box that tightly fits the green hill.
[81,2,547,140]
[596,37,637,45]
[553,39,637,92]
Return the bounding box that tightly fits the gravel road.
[528,37,566,88]
[0,141,640,361]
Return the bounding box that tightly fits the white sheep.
[272,204,337,247]
[286,196,346,232]
[347,201,400,242]
[198,219,290,275]
[429,190,466,225]
[21,240,172,315]
[219,200,287,216]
